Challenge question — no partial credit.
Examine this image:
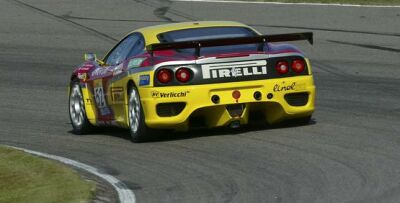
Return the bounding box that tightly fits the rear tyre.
[69,80,92,134]
[128,86,150,142]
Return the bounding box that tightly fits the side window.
[127,37,145,58]
[105,34,141,66]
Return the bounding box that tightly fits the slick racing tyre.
[128,85,150,142]
[69,79,92,134]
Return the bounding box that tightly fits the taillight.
[275,61,289,74]
[175,68,191,83]
[157,69,173,83]
[291,59,305,73]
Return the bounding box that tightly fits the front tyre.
[69,80,92,134]
[128,86,149,142]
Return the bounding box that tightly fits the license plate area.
[226,104,245,118]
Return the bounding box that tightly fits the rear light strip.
[157,67,192,84]
[275,59,306,74]
[157,58,307,85]
[157,69,173,84]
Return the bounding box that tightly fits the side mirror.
[84,53,97,62]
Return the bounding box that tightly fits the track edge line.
[172,0,400,8]
[7,146,136,203]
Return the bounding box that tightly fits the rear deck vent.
[284,92,309,106]
[226,104,246,117]
[156,102,186,117]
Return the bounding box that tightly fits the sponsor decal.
[86,98,93,105]
[111,87,124,103]
[77,73,88,81]
[113,64,124,76]
[128,58,146,69]
[94,86,106,108]
[151,91,190,98]
[139,75,150,86]
[82,63,95,70]
[273,82,296,92]
[110,72,127,83]
[91,67,110,77]
[93,80,111,116]
[202,60,267,79]
[80,66,91,71]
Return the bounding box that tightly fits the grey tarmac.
[0,0,400,202]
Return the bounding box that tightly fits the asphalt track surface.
[1,0,400,202]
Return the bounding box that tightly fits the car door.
[90,33,143,121]
[107,33,145,106]
[108,34,146,124]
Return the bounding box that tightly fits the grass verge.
[0,146,94,203]
[224,0,400,6]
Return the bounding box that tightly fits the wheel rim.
[69,84,85,127]
[129,88,141,134]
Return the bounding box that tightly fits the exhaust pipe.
[211,95,220,104]
[253,91,262,100]
[229,120,241,129]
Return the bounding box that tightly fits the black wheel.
[128,85,150,142]
[69,79,92,134]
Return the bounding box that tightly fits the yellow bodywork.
[78,21,315,131]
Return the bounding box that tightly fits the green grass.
[230,0,400,5]
[0,146,94,203]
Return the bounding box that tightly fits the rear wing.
[146,32,313,57]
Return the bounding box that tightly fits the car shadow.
[147,117,317,143]
[68,117,316,143]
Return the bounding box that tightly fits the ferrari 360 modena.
[68,21,315,142]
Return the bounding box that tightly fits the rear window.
[157,27,260,55]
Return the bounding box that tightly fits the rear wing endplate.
[146,32,313,56]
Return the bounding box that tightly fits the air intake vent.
[226,104,245,118]
[156,102,186,117]
[284,92,309,106]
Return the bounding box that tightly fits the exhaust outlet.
[254,91,262,100]
[211,95,220,104]
[229,120,241,129]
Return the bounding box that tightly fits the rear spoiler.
[146,32,313,56]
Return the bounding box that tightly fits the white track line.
[10,146,136,203]
[172,0,400,8]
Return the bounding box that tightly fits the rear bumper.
[139,75,315,130]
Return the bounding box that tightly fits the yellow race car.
[68,21,315,142]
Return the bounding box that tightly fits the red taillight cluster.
[175,68,191,83]
[275,61,289,74]
[275,59,306,74]
[157,67,192,84]
[157,69,173,83]
[291,59,305,73]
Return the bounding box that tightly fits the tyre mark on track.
[249,23,400,38]
[249,138,371,189]
[133,0,200,21]
[327,40,400,53]
[55,13,400,39]
[62,14,177,23]
[312,60,355,79]
[153,0,174,21]
[8,0,118,43]
[165,141,323,202]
